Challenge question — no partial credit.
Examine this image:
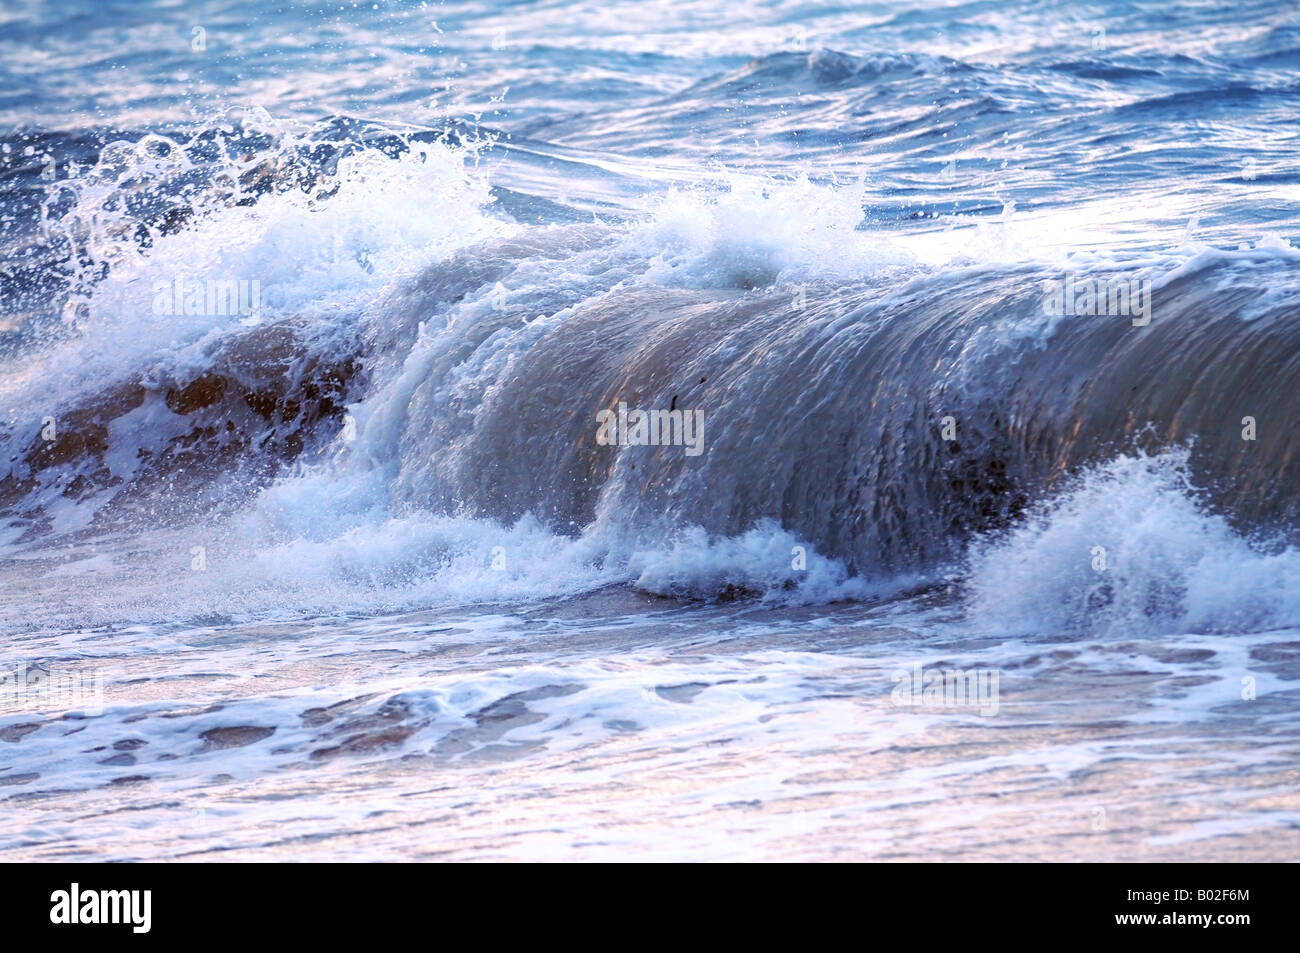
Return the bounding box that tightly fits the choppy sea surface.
[2,0,1300,860]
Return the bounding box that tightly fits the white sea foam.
[631,173,914,288]
[968,450,1300,635]
[5,133,506,413]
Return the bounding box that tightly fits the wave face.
[380,236,1300,579]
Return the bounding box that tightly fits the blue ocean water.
[1,0,1299,860]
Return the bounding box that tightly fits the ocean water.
[2,0,1300,861]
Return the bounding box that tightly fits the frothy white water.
[0,517,886,633]
[15,132,505,408]
[968,450,1300,636]
[627,521,891,603]
[631,173,914,287]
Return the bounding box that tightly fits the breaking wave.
[2,114,1299,628]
